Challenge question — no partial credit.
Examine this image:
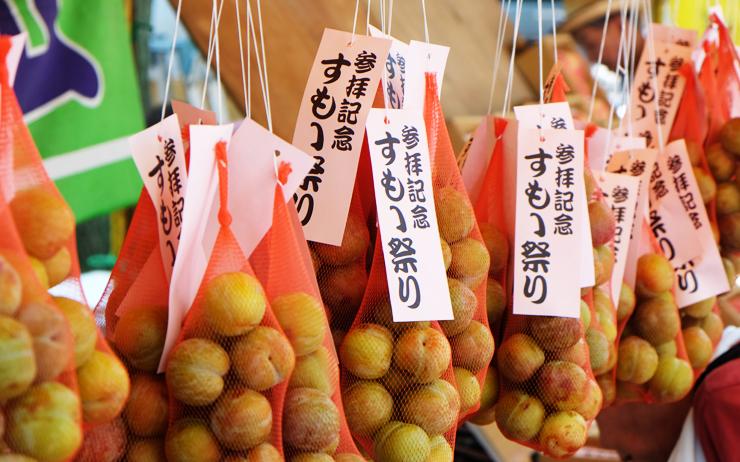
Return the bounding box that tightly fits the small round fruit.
[497,333,545,382]
[290,346,338,395]
[486,278,506,324]
[686,140,703,166]
[716,182,740,215]
[394,327,452,383]
[0,315,35,402]
[340,323,393,379]
[538,411,588,458]
[54,297,97,368]
[575,379,603,420]
[75,417,126,462]
[43,247,72,287]
[0,255,21,316]
[719,213,740,249]
[440,278,476,337]
[479,223,508,276]
[201,272,266,337]
[553,337,589,369]
[529,316,581,350]
[634,296,680,345]
[245,443,281,462]
[16,301,73,381]
[720,118,740,155]
[581,300,591,329]
[113,305,168,372]
[440,239,452,271]
[682,326,713,369]
[374,421,431,462]
[655,340,677,357]
[586,328,610,372]
[125,374,169,436]
[232,326,295,391]
[312,213,370,265]
[684,296,716,319]
[649,356,693,402]
[77,350,130,424]
[699,312,724,344]
[617,283,636,322]
[344,380,393,436]
[403,379,459,435]
[6,382,82,462]
[449,238,490,288]
[272,292,326,356]
[127,439,166,462]
[290,454,333,462]
[593,245,615,286]
[283,387,340,453]
[617,337,659,384]
[435,187,474,243]
[10,187,74,259]
[596,374,616,407]
[589,201,616,246]
[166,338,229,406]
[537,361,588,411]
[426,435,453,462]
[451,321,494,372]
[635,253,675,298]
[694,167,717,203]
[705,142,735,181]
[165,419,221,462]
[469,368,499,425]
[454,367,481,413]
[494,391,545,441]
[320,263,367,309]
[211,388,272,450]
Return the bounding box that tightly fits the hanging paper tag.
[160,124,232,371]
[6,33,25,87]
[596,171,640,302]
[606,149,658,288]
[626,38,692,148]
[460,115,496,203]
[588,127,647,172]
[172,100,217,127]
[661,140,729,306]
[229,118,314,258]
[647,151,704,267]
[366,108,453,322]
[514,103,593,287]
[129,114,188,282]
[651,24,696,48]
[512,128,584,318]
[292,28,390,245]
[403,40,449,110]
[368,25,408,109]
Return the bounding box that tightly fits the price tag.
[403,40,449,110]
[661,140,729,306]
[368,25,408,109]
[366,108,452,322]
[129,114,188,282]
[292,28,390,245]
[460,115,496,203]
[514,103,593,288]
[161,124,232,371]
[595,171,640,302]
[626,38,692,148]
[606,149,658,289]
[512,128,584,318]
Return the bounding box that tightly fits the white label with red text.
[292,28,390,245]
[366,108,452,322]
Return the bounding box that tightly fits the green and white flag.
[2,0,144,222]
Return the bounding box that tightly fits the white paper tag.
[368,25,408,109]
[606,149,658,289]
[661,140,729,306]
[588,127,647,172]
[160,124,232,371]
[7,33,25,87]
[596,171,640,302]
[366,108,453,322]
[129,114,188,282]
[403,40,449,110]
[229,118,314,258]
[626,39,692,148]
[292,28,390,245]
[512,128,584,318]
[514,103,593,287]
[651,24,696,48]
[171,100,217,127]
[461,115,496,204]
[648,151,704,267]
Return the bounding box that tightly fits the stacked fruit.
[680,296,723,370]
[339,297,457,462]
[164,270,293,461]
[312,196,371,347]
[615,254,694,403]
[713,119,740,271]
[0,253,82,462]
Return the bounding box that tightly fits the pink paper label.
[651,24,696,48]
[171,100,217,127]
[461,115,496,203]
[129,114,188,282]
[513,128,585,318]
[368,25,408,110]
[292,28,390,245]
[366,108,452,322]
[588,127,647,172]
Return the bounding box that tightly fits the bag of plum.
[163,143,293,461]
[250,184,364,461]
[0,37,131,460]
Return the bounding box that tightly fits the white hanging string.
[502,0,524,117]
[380,0,386,34]
[235,0,248,116]
[604,2,630,156]
[643,0,664,150]
[550,0,558,64]
[587,0,614,123]
[421,0,430,44]
[246,0,252,118]
[160,0,183,121]
[366,0,372,34]
[255,0,272,132]
[351,0,360,43]
[200,0,226,109]
[487,0,512,115]
[387,0,394,36]
[245,0,271,131]
[537,0,544,109]
[215,0,223,123]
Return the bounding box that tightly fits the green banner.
[3,0,145,222]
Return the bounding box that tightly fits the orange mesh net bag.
[163,143,292,461]
[612,225,694,405]
[0,36,130,460]
[250,184,364,461]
